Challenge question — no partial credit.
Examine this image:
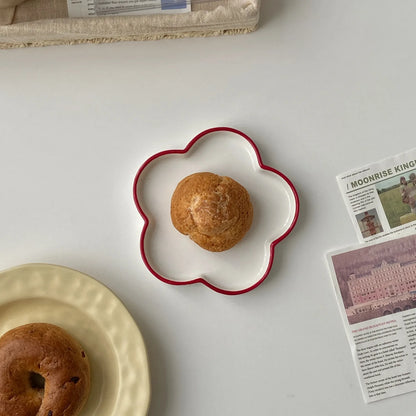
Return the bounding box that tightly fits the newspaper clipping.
[337,148,416,243]
[68,0,191,18]
[327,234,416,402]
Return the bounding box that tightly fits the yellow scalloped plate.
[0,263,151,416]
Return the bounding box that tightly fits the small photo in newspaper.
[337,148,416,243]
[327,233,416,402]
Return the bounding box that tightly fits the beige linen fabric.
[0,0,260,48]
[0,6,14,24]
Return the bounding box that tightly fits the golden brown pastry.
[171,172,253,252]
[0,323,90,416]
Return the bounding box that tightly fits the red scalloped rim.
[133,127,300,295]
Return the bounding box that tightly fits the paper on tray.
[68,0,191,18]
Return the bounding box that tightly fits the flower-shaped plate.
[133,127,299,295]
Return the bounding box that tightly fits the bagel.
[0,323,90,416]
[170,172,253,252]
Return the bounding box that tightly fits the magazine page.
[337,148,416,243]
[327,234,416,402]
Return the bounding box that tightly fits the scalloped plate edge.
[133,127,300,295]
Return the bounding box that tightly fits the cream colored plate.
[0,263,150,416]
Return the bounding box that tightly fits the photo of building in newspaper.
[331,235,416,325]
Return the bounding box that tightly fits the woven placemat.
[0,0,260,48]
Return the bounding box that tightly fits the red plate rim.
[132,126,300,295]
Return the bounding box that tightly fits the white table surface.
[1,1,416,415]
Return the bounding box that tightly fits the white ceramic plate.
[133,127,299,295]
[0,263,151,415]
